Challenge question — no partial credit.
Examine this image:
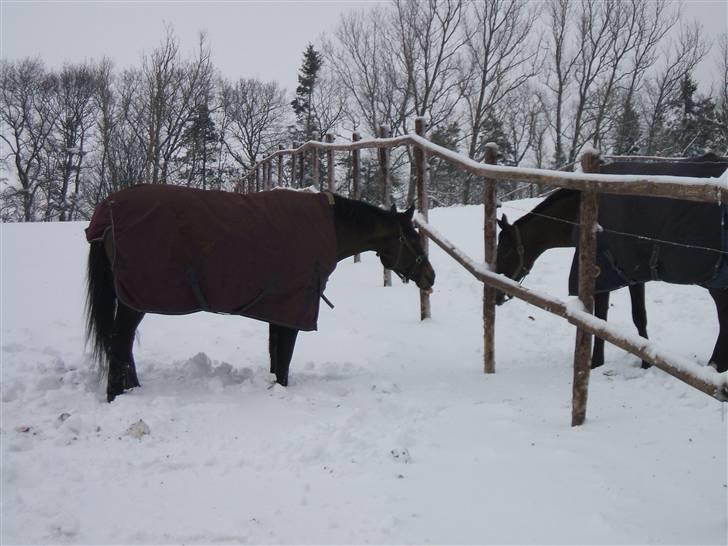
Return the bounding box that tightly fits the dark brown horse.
[85,186,435,402]
[496,154,728,372]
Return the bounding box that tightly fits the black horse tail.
[85,241,115,377]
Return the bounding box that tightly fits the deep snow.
[1,201,726,545]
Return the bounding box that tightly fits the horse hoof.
[591,361,604,370]
[107,387,125,402]
[641,362,652,370]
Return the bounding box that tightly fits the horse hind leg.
[708,288,728,373]
[107,303,145,402]
[591,292,609,369]
[628,283,650,369]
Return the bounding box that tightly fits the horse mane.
[332,193,395,230]
[515,189,579,226]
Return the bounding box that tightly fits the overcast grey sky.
[1,0,726,93]
[1,1,380,91]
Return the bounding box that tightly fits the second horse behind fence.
[496,153,728,372]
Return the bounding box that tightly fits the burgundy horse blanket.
[569,154,728,294]
[86,185,337,331]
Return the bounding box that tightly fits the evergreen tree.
[612,94,641,155]
[428,121,467,206]
[291,44,323,142]
[662,74,726,156]
[477,112,516,167]
[179,101,219,189]
[290,44,324,187]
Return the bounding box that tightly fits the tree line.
[2,0,727,222]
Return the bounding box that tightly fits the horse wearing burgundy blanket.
[85,185,435,402]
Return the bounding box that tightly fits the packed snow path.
[2,203,726,544]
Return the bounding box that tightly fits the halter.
[378,226,426,283]
[511,223,530,282]
[500,223,530,303]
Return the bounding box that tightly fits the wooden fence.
[240,118,728,426]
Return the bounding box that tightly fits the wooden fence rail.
[240,122,728,425]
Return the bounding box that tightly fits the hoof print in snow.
[371,382,400,394]
[390,448,411,464]
[125,419,150,439]
[14,425,31,433]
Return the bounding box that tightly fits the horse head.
[377,204,436,293]
[495,214,529,305]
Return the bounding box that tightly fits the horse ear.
[390,203,398,214]
[404,204,415,220]
[497,214,510,229]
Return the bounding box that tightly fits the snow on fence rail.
[240,118,728,426]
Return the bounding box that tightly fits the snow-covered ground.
[2,201,726,545]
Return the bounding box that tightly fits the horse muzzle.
[495,290,509,306]
[417,265,436,293]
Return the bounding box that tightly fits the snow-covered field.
[2,201,726,545]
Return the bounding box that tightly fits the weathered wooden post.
[414,117,431,320]
[379,125,392,287]
[265,161,272,191]
[483,143,498,373]
[298,146,305,188]
[325,133,335,192]
[312,143,319,191]
[277,145,284,187]
[255,164,260,193]
[290,148,297,189]
[352,131,362,263]
[571,150,600,426]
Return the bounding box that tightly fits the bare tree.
[395,0,468,202]
[641,22,707,154]
[220,77,288,171]
[0,58,58,221]
[327,7,408,137]
[714,33,728,153]
[50,62,98,220]
[459,0,541,201]
[139,27,213,184]
[543,0,680,165]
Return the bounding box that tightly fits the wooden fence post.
[265,161,272,191]
[325,133,335,192]
[312,144,319,191]
[277,145,283,187]
[483,143,498,373]
[352,131,362,263]
[298,147,305,188]
[379,125,392,287]
[414,117,431,320]
[255,165,260,193]
[571,150,600,426]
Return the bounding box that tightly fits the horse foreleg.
[591,292,609,369]
[268,324,299,387]
[708,288,728,373]
[628,283,650,369]
[108,303,145,402]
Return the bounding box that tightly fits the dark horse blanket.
[569,154,728,294]
[86,185,337,331]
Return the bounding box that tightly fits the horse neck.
[516,193,579,263]
[332,197,396,261]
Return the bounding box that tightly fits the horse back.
[569,155,728,293]
[86,185,337,331]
